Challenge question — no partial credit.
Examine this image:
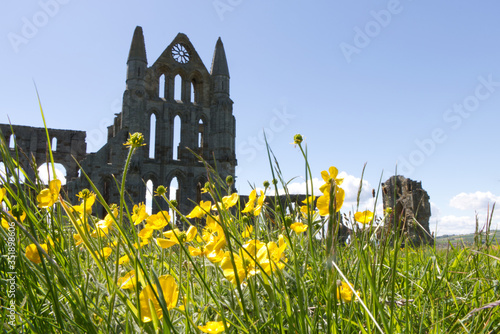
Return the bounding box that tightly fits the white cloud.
[449,191,500,211]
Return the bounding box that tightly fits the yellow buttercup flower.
[73,234,83,246]
[145,211,170,230]
[188,245,207,257]
[320,166,344,188]
[221,240,263,284]
[256,240,287,275]
[241,225,253,238]
[242,190,265,216]
[354,210,374,224]
[337,281,359,303]
[132,203,149,225]
[138,226,154,239]
[117,270,136,290]
[0,187,6,203]
[157,226,197,249]
[290,222,308,234]
[37,179,61,208]
[96,247,113,259]
[118,254,130,265]
[1,207,26,229]
[202,216,223,242]
[222,193,239,208]
[25,243,48,264]
[198,321,227,333]
[72,191,96,215]
[186,200,211,219]
[139,275,178,323]
[316,187,345,216]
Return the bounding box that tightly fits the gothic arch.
[147,109,160,159]
[188,71,204,104]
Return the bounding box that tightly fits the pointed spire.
[128,26,147,63]
[210,37,229,77]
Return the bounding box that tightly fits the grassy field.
[1,125,499,333]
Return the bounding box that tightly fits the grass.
[0,123,499,333]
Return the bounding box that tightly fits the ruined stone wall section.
[382,175,433,246]
[0,124,86,181]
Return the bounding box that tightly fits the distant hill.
[435,230,500,246]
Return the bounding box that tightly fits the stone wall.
[382,175,433,246]
[0,124,86,182]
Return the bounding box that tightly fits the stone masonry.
[0,124,86,182]
[382,175,433,246]
[67,27,237,217]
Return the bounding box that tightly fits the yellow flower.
[96,247,113,259]
[242,190,265,216]
[117,270,136,290]
[145,211,170,230]
[186,200,211,219]
[205,237,227,263]
[118,254,130,265]
[138,226,154,239]
[221,240,263,284]
[0,187,6,203]
[316,187,345,216]
[354,210,374,224]
[320,166,344,188]
[202,216,223,242]
[37,179,61,208]
[222,193,239,208]
[73,234,83,246]
[241,225,253,238]
[157,226,197,249]
[132,203,149,225]
[72,191,96,215]
[25,243,48,264]
[256,240,287,275]
[188,245,207,257]
[198,321,227,333]
[76,188,94,200]
[1,207,26,229]
[139,275,178,323]
[124,132,146,148]
[290,222,308,234]
[337,281,358,302]
[241,189,256,214]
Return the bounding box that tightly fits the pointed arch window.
[169,177,179,223]
[149,113,156,159]
[9,135,15,149]
[159,74,166,99]
[197,119,205,156]
[51,137,57,152]
[191,79,196,104]
[173,115,181,160]
[174,74,182,101]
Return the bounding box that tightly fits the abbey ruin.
[0,27,432,245]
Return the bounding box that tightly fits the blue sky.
[1,0,500,236]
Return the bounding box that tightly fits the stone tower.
[68,26,237,216]
[382,176,433,246]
